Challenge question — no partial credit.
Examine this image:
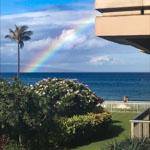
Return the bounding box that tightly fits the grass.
[71,112,137,150]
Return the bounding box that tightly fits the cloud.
[26,38,52,51]
[1,8,96,46]
[58,29,88,50]
[90,55,114,65]
[1,10,95,27]
[1,3,149,72]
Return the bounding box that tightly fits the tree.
[5,25,33,78]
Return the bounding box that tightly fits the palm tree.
[5,25,33,78]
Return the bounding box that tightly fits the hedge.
[54,112,112,146]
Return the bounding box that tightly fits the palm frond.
[5,25,33,44]
[19,41,24,48]
[5,34,15,40]
[9,29,17,39]
[23,31,33,36]
[20,25,28,32]
[9,29,15,35]
[15,25,19,32]
[5,35,11,39]
[21,36,31,41]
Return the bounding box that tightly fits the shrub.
[106,138,150,150]
[32,78,104,117]
[54,112,111,146]
[0,78,110,149]
[3,142,24,150]
[0,79,55,149]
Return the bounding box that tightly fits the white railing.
[102,101,150,113]
[130,120,150,138]
[130,108,150,138]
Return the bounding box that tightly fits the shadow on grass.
[67,120,124,149]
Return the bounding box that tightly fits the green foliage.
[5,25,33,48]
[0,78,110,150]
[3,143,24,150]
[33,78,103,117]
[106,138,150,150]
[0,79,51,148]
[54,112,111,146]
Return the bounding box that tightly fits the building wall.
[96,0,150,10]
[95,0,150,53]
[96,15,150,36]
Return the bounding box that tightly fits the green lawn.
[71,112,137,150]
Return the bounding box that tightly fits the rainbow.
[23,17,94,72]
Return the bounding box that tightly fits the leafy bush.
[0,78,110,149]
[106,138,150,150]
[53,112,111,146]
[0,79,56,149]
[3,142,24,150]
[32,78,104,116]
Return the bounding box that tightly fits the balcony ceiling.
[96,0,150,12]
[95,0,150,54]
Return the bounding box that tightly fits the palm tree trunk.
[17,43,20,78]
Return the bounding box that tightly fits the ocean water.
[1,72,150,101]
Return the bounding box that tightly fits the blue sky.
[0,0,150,72]
[1,0,94,15]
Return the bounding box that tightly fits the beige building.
[95,0,150,54]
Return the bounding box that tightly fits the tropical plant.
[56,112,111,146]
[0,78,109,149]
[106,138,150,150]
[32,78,104,117]
[5,25,33,78]
[0,79,41,146]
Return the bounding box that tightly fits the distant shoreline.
[105,100,150,103]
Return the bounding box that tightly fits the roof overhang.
[95,0,150,54]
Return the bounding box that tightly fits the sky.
[0,0,150,72]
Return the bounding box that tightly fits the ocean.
[1,72,150,101]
